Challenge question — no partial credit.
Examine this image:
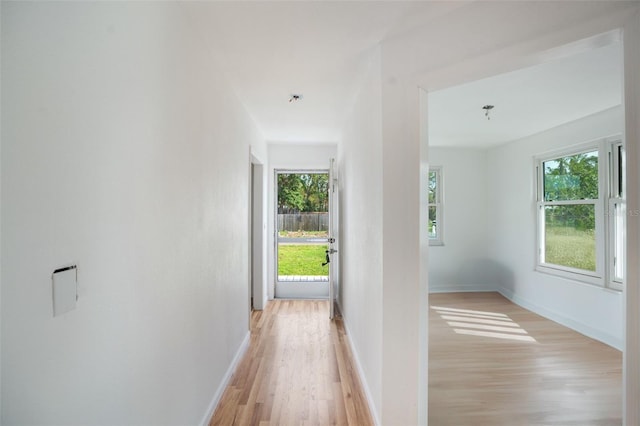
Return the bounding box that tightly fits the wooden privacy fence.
[278,213,329,232]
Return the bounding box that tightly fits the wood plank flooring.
[429,292,622,426]
[209,300,373,426]
[210,293,621,425]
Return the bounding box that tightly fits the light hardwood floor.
[209,300,373,426]
[429,292,622,426]
[210,294,621,425]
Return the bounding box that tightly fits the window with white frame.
[535,138,624,290]
[609,141,625,288]
[428,166,443,245]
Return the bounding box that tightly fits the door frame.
[249,153,266,315]
[273,168,331,299]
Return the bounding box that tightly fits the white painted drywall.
[338,43,430,426]
[427,148,491,293]
[1,3,265,424]
[486,107,624,348]
[340,43,425,424]
[266,143,337,299]
[622,12,640,424]
[337,48,384,424]
[379,55,424,425]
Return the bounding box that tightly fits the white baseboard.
[497,287,622,350]
[429,283,496,294]
[199,331,251,426]
[340,315,381,426]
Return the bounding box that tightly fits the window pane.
[543,151,598,201]
[544,205,596,271]
[428,205,437,238]
[617,145,624,198]
[614,202,624,281]
[428,171,437,203]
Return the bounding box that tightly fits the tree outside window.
[536,139,624,290]
[428,167,443,245]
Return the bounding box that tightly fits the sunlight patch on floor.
[445,321,528,334]
[431,305,538,343]
[454,328,537,342]
[440,315,520,327]
[431,305,509,318]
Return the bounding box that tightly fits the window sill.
[536,266,623,292]
[535,264,604,288]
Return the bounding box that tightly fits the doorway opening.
[250,155,265,313]
[275,170,330,299]
[425,31,624,423]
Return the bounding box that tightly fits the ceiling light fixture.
[289,94,303,103]
[482,105,494,120]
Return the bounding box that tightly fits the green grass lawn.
[545,226,596,271]
[278,244,329,276]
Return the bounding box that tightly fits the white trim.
[607,140,625,290]
[274,280,329,299]
[250,152,267,311]
[341,316,381,426]
[536,263,602,286]
[429,284,496,293]
[534,139,603,164]
[199,331,251,426]
[534,138,626,288]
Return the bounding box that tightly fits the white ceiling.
[185,2,623,146]
[185,1,469,143]
[428,41,623,148]
[185,2,403,143]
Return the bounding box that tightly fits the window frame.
[428,166,444,246]
[607,141,625,291]
[534,137,623,290]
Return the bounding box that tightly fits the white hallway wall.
[339,43,426,424]
[1,3,265,424]
[337,48,384,425]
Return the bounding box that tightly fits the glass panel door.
[275,170,330,298]
[328,158,339,318]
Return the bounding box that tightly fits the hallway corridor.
[209,300,373,425]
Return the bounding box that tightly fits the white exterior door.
[275,169,330,299]
[328,158,339,318]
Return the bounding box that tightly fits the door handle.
[322,248,338,266]
[322,250,330,266]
